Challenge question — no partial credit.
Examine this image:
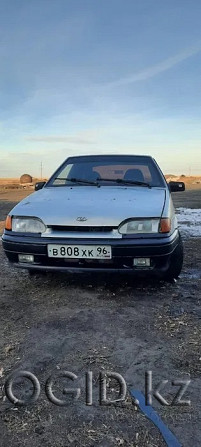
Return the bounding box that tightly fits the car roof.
[66,154,154,161]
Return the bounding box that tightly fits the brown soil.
[0,188,201,446]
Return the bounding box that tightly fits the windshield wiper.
[97,178,151,188]
[54,177,99,186]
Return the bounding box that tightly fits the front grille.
[48,226,116,233]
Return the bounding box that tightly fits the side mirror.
[169,181,185,192]
[35,181,46,191]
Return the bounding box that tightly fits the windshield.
[47,155,166,188]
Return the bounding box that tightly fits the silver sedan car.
[3,155,185,280]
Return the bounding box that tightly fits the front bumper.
[2,230,180,277]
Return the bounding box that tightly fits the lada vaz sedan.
[3,155,185,280]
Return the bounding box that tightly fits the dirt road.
[0,189,201,446]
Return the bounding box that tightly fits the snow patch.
[177,208,201,238]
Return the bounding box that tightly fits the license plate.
[47,244,112,259]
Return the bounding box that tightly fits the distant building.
[20,174,33,184]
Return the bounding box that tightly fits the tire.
[164,234,184,281]
[28,269,46,277]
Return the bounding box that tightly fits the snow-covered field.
[177,208,201,238]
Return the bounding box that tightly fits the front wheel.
[164,234,184,281]
[28,269,47,277]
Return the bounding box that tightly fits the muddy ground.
[0,189,201,446]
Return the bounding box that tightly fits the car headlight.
[118,219,160,234]
[12,217,46,233]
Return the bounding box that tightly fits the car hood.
[10,186,166,227]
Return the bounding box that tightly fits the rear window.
[48,156,166,187]
[94,164,152,182]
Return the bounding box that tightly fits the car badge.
[76,217,88,222]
